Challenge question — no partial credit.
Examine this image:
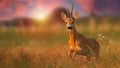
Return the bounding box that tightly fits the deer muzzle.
[67,25,73,29]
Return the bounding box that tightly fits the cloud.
[0,0,64,20]
[0,0,120,20]
[76,0,94,12]
[75,0,120,15]
[94,0,120,13]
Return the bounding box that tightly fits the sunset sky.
[0,0,120,20]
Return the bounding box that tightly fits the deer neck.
[68,25,82,51]
[68,25,78,42]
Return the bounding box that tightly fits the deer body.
[61,7,100,60]
[67,25,99,60]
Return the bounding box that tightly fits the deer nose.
[67,25,73,29]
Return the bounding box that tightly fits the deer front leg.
[68,49,76,60]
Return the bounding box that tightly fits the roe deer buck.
[61,6,100,61]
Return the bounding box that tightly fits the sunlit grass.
[0,17,120,68]
[0,41,120,68]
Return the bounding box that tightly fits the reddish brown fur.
[61,10,100,60]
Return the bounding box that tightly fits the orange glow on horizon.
[30,7,50,22]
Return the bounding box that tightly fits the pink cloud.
[37,0,64,10]
[15,5,25,15]
[0,0,65,20]
[0,0,7,9]
[76,0,94,12]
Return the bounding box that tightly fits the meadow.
[0,16,120,68]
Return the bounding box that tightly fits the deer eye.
[64,22,67,24]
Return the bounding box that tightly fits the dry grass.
[0,16,120,68]
[0,41,120,68]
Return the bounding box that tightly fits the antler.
[71,4,74,17]
[66,7,69,16]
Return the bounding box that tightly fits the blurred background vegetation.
[0,14,120,47]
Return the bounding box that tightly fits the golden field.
[0,16,120,68]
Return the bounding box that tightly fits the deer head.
[61,5,79,30]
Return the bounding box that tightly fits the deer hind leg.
[94,42,100,60]
[75,50,91,61]
[85,56,92,61]
[76,49,93,61]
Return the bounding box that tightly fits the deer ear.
[61,12,67,21]
[73,11,79,19]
